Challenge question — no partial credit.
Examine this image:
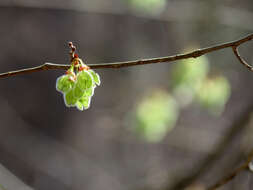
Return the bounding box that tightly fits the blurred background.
[0,0,253,189]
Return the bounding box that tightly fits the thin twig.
[1,33,253,79]
[0,63,70,78]
[165,103,253,190]
[207,149,253,190]
[232,45,253,71]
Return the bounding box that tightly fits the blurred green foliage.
[0,184,6,190]
[135,91,178,142]
[127,0,166,15]
[131,49,231,143]
[171,53,230,115]
[171,56,210,107]
[196,76,230,115]
[171,56,209,91]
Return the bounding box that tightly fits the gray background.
[0,0,253,189]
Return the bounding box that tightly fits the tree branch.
[207,149,253,190]
[165,103,253,190]
[1,33,253,79]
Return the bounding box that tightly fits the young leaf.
[64,90,78,106]
[73,86,84,99]
[55,54,101,111]
[79,96,91,109]
[56,75,74,93]
[88,70,101,86]
[76,71,93,90]
[83,88,94,97]
[75,101,84,111]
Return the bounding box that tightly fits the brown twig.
[165,103,253,190]
[207,149,253,190]
[232,45,253,71]
[0,33,253,79]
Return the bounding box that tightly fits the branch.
[232,46,253,71]
[207,149,253,190]
[1,33,253,78]
[165,102,253,190]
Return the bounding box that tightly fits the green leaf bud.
[56,75,74,93]
[83,88,94,97]
[73,86,84,99]
[79,96,91,109]
[88,70,101,86]
[64,90,78,106]
[76,71,93,90]
[75,101,84,111]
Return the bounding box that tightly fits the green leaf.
[79,96,91,109]
[56,67,100,111]
[75,101,84,111]
[73,86,84,99]
[56,75,74,93]
[64,90,78,106]
[83,88,94,97]
[76,71,93,90]
[88,70,101,86]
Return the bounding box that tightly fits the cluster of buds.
[66,70,76,82]
[56,42,101,110]
[67,42,90,81]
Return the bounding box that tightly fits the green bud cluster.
[56,58,100,111]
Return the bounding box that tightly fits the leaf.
[56,75,74,93]
[83,88,94,97]
[56,65,101,111]
[64,90,78,106]
[76,71,93,90]
[75,101,84,111]
[79,96,91,109]
[73,86,84,99]
[88,70,101,86]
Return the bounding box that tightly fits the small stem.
[232,46,253,71]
